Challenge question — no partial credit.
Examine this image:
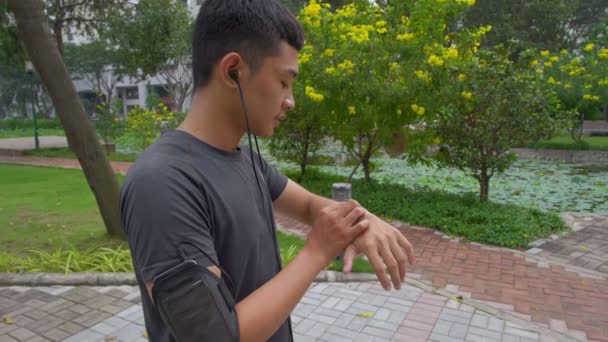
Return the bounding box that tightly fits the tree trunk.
[10,0,125,238]
[52,21,64,57]
[478,170,490,202]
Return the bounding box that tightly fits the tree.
[430,47,568,202]
[43,0,128,56]
[157,55,193,112]
[567,0,608,47]
[458,0,579,51]
[63,41,123,109]
[9,0,124,237]
[107,0,191,78]
[107,0,192,110]
[295,0,487,182]
[540,43,608,140]
[269,82,328,181]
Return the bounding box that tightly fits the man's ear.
[219,52,244,88]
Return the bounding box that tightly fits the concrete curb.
[0,271,378,286]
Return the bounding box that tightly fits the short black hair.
[192,0,304,89]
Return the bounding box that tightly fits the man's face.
[242,41,298,137]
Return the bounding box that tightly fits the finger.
[342,206,366,227]
[332,200,360,217]
[396,232,416,265]
[379,239,402,290]
[367,250,392,290]
[342,245,357,273]
[389,237,408,284]
[348,219,370,241]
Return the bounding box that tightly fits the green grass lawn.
[0,128,65,138]
[530,135,608,151]
[0,164,372,273]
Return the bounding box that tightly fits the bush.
[285,169,566,249]
[0,118,63,130]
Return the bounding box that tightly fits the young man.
[120,1,415,341]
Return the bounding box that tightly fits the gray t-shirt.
[120,130,292,342]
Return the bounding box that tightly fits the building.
[70,0,203,117]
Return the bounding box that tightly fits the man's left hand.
[342,212,415,290]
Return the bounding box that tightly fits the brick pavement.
[1,155,608,340]
[527,214,608,274]
[0,284,557,342]
[277,216,608,341]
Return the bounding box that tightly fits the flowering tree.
[539,43,608,142]
[429,46,567,202]
[288,0,485,182]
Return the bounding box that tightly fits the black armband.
[152,259,239,342]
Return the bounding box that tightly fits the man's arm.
[274,179,416,290]
[145,200,368,342]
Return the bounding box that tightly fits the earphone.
[228,69,239,82]
[231,67,294,342]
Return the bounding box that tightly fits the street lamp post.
[25,60,39,150]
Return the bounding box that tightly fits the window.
[125,87,139,100]
[126,105,137,114]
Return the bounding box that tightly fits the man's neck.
[178,89,244,152]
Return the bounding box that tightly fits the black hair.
[192,0,304,89]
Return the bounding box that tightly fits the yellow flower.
[599,79,608,86]
[461,91,473,99]
[389,62,399,71]
[302,0,322,27]
[305,86,324,102]
[583,43,595,52]
[347,25,373,43]
[427,54,444,66]
[336,3,356,17]
[536,69,544,74]
[444,47,458,59]
[550,56,560,62]
[456,0,475,5]
[544,61,553,68]
[325,67,337,75]
[560,49,569,55]
[458,73,467,81]
[375,21,387,34]
[396,33,415,41]
[299,53,311,64]
[583,94,600,101]
[530,60,539,67]
[547,77,557,84]
[337,60,355,74]
[433,137,441,144]
[348,106,356,115]
[414,70,431,82]
[565,83,572,89]
[411,104,425,116]
[600,48,608,59]
[323,49,335,57]
[540,50,550,57]
[584,84,592,89]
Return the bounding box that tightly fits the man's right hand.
[304,200,369,266]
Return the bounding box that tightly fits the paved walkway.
[0,137,67,152]
[0,283,557,342]
[527,214,608,274]
[1,153,608,341]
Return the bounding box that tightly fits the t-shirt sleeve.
[258,154,288,201]
[120,163,217,283]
